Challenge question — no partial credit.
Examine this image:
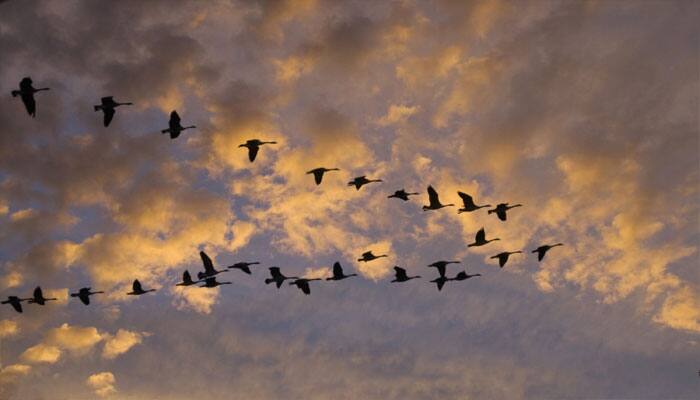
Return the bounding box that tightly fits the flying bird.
[227,261,260,275]
[70,287,104,305]
[239,139,277,162]
[199,277,232,288]
[391,266,421,283]
[326,262,358,281]
[532,243,564,262]
[28,286,58,305]
[468,228,500,247]
[161,110,195,139]
[1,296,30,313]
[175,270,199,286]
[451,271,482,281]
[357,251,388,262]
[388,189,420,201]
[306,167,340,185]
[93,96,132,127]
[490,251,522,268]
[289,278,322,295]
[423,186,454,211]
[197,251,229,280]
[427,260,461,277]
[126,279,156,295]
[457,192,491,213]
[264,267,299,289]
[11,77,49,117]
[488,203,522,221]
[348,176,382,190]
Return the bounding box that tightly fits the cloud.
[0,319,18,338]
[102,329,147,359]
[20,344,62,364]
[171,286,220,314]
[86,372,117,397]
[376,104,420,126]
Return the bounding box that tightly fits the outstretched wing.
[248,145,259,162]
[34,286,43,300]
[200,251,215,274]
[436,279,445,291]
[133,280,143,292]
[80,294,90,305]
[103,107,115,127]
[427,186,439,207]
[183,270,194,284]
[496,209,507,221]
[475,228,486,243]
[298,281,311,295]
[21,93,36,117]
[10,300,23,313]
[394,266,407,280]
[458,192,475,208]
[537,248,546,261]
[313,170,324,185]
[361,251,372,258]
[332,262,343,278]
[498,254,508,267]
[435,264,446,277]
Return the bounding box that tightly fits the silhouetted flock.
[2,76,564,313]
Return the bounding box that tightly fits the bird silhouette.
[265,267,299,288]
[126,279,156,295]
[94,96,132,127]
[357,251,388,262]
[326,262,358,281]
[11,77,49,117]
[348,176,382,190]
[430,275,450,291]
[227,261,260,275]
[468,228,500,247]
[388,189,420,201]
[28,286,57,305]
[239,139,276,162]
[161,110,195,139]
[391,266,421,283]
[490,251,522,268]
[451,271,482,281]
[306,167,340,185]
[175,270,199,286]
[457,192,491,213]
[488,203,522,221]
[423,186,454,211]
[532,243,564,261]
[427,260,461,277]
[2,296,31,313]
[289,278,322,295]
[199,277,232,288]
[70,287,104,305]
[197,251,229,280]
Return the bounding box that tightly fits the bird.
[227,261,260,275]
[265,267,299,288]
[357,251,388,262]
[388,189,420,201]
[239,139,276,162]
[326,262,358,281]
[490,251,522,268]
[306,167,340,185]
[161,110,195,139]
[430,275,451,291]
[175,270,199,286]
[126,279,156,295]
[70,288,104,305]
[457,192,491,213]
[348,176,382,190]
[1,296,31,313]
[390,266,421,283]
[289,278,322,295]
[197,251,229,280]
[488,203,522,221]
[427,260,461,277]
[423,186,454,211]
[451,271,482,281]
[27,286,57,305]
[468,228,500,247]
[199,277,232,288]
[532,243,564,262]
[11,77,49,117]
[93,96,133,127]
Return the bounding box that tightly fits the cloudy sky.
[0,0,698,398]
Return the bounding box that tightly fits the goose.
[468,228,500,247]
[161,110,195,139]
[265,267,299,289]
[306,167,340,185]
[326,262,357,281]
[423,186,454,211]
[457,192,491,213]
[532,243,563,262]
[427,260,461,277]
[126,279,156,295]
[490,251,522,268]
[488,203,522,221]
[227,261,260,275]
[199,277,232,288]
[70,287,104,305]
[197,251,229,280]
[11,77,49,117]
[357,251,388,262]
[289,278,322,295]
[239,139,276,162]
[451,271,482,281]
[28,286,58,305]
[388,189,420,201]
[93,96,132,127]
[391,266,421,283]
[175,270,199,286]
[1,296,31,313]
[348,176,382,190]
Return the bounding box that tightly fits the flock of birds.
[2,76,564,314]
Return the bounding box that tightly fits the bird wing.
[436,264,446,277]
[133,280,143,292]
[183,270,193,284]
[200,251,215,274]
[10,300,22,313]
[498,254,507,267]
[269,267,281,279]
[458,192,475,208]
[298,281,310,295]
[80,293,90,305]
[240,265,251,274]
[538,249,546,261]
[475,228,485,242]
[361,251,372,258]
[22,94,36,117]
[333,262,343,278]
[34,286,43,300]
[313,170,324,185]
[427,186,439,207]
[170,111,180,124]
[394,267,407,280]
[103,107,115,127]
[248,145,259,162]
[496,209,507,221]
[436,279,445,291]
[204,278,216,287]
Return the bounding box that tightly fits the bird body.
[532,243,563,261]
[326,262,358,281]
[306,167,340,185]
[239,139,276,162]
[161,110,195,139]
[93,96,133,127]
[127,279,156,295]
[227,261,260,275]
[290,278,322,295]
[28,286,57,305]
[388,189,420,201]
[11,77,49,117]
[488,203,522,221]
[265,267,299,288]
[490,251,522,268]
[391,266,421,283]
[457,192,491,213]
[468,228,500,247]
[357,251,388,262]
[423,186,454,210]
[70,287,104,305]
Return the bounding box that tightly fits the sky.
[0,0,698,398]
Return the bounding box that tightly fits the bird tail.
[161,129,169,134]
[487,209,495,214]
[70,293,78,297]
[11,90,20,97]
